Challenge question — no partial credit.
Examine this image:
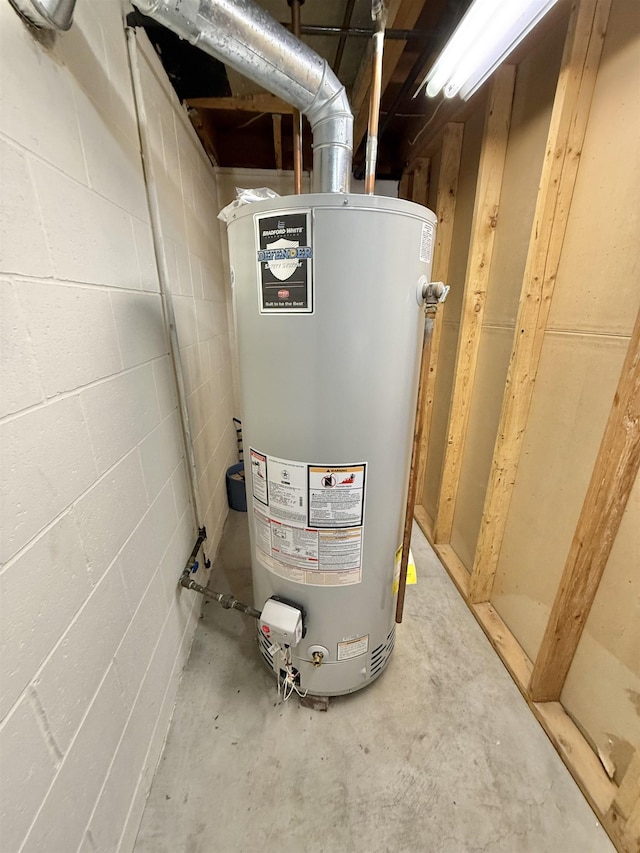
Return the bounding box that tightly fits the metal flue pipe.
[290,0,303,194]
[134,0,353,193]
[9,0,76,30]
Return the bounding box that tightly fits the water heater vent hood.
[134,0,354,193]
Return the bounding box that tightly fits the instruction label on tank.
[266,455,307,525]
[337,635,369,661]
[249,449,268,505]
[255,210,313,314]
[308,465,366,528]
[420,221,434,264]
[249,451,366,586]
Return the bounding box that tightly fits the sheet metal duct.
[133,0,354,193]
[9,0,76,30]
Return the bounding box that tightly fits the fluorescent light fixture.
[417,0,559,101]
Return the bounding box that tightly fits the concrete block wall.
[0,2,236,851]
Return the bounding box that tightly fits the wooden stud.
[469,0,614,604]
[415,123,464,505]
[414,504,434,542]
[606,751,640,853]
[187,95,295,115]
[186,107,219,165]
[411,157,430,206]
[529,308,640,702]
[272,114,283,170]
[433,543,470,598]
[398,169,413,200]
[614,752,640,825]
[534,701,617,816]
[432,66,516,544]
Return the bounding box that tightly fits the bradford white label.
[255,211,313,314]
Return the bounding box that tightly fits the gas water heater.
[226,192,437,696]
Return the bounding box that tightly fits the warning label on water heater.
[249,449,366,586]
[308,465,366,528]
[420,221,434,264]
[255,210,313,314]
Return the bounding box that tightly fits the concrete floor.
[134,511,614,853]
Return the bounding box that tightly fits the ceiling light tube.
[419,0,559,102]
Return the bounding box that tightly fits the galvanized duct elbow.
[9,0,76,30]
[134,0,353,193]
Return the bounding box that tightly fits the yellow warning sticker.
[393,545,417,594]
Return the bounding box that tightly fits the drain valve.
[308,645,329,667]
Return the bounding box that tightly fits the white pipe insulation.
[125,26,205,533]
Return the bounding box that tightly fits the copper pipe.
[396,290,444,623]
[364,9,386,195]
[291,0,303,193]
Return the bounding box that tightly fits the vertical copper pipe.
[291,0,303,194]
[364,13,386,195]
[396,307,436,623]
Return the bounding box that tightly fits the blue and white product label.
[255,210,313,314]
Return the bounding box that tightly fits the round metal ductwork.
[9,0,76,30]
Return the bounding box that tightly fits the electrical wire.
[275,646,308,702]
[408,97,446,148]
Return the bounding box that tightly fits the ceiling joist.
[187,95,295,115]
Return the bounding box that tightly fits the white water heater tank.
[226,193,437,696]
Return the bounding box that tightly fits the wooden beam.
[272,114,283,170]
[411,157,430,206]
[186,107,219,166]
[534,701,617,817]
[468,0,613,604]
[432,66,516,543]
[606,751,640,853]
[187,95,295,115]
[414,504,433,541]
[350,0,427,151]
[529,308,640,702]
[415,123,464,506]
[398,168,413,200]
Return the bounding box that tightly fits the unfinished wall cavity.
[0,2,235,849]
[411,0,640,847]
[421,102,485,519]
[449,24,565,569]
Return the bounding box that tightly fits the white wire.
[273,645,309,702]
[409,98,446,148]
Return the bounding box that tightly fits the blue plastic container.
[226,462,247,511]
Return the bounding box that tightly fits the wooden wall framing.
[410,1,640,851]
[432,66,515,544]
